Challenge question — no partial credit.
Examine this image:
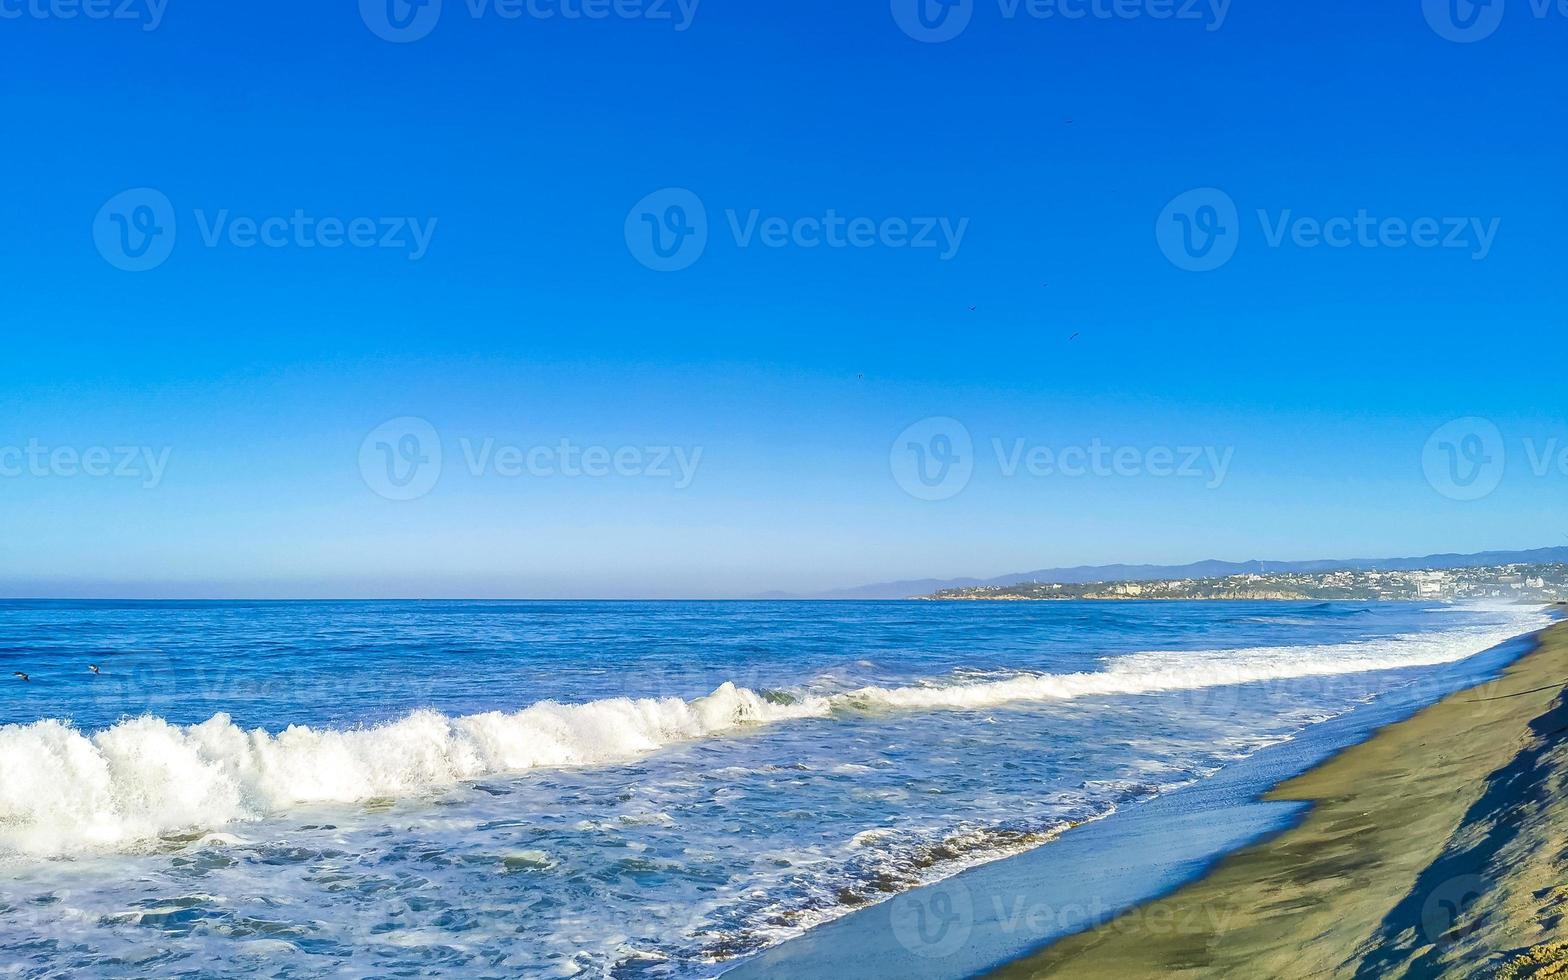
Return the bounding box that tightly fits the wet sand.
[992,615,1568,979]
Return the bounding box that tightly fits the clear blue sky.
[1,1,1564,598]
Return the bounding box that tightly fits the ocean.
[0,599,1551,978]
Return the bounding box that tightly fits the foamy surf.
[0,683,825,857]
[842,610,1549,710]
[0,605,1548,858]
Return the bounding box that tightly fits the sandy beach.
[992,612,1568,979]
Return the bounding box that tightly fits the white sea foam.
[841,610,1548,711]
[0,605,1548,857]
[0,684,825,857]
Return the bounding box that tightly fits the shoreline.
[992,613,1568,978]
[721,613,1554,979]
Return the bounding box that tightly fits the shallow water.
[0,600,1550,977]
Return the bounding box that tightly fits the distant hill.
[818,547,1568,600]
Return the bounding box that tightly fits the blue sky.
[1,0,1564,597]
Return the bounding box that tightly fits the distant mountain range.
[816,547,1568,600]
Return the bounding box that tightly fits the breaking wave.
[0,606,1548,857]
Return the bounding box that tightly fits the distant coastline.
[824,546,1568,600]
[921,562,1568,604]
